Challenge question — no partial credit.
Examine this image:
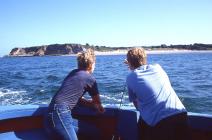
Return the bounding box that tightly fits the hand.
[124,59,128,64]
[94,104,105,114]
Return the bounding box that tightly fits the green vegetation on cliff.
[9,43,212,56]
[84,43,212,51]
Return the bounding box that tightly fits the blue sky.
[0,0,212,56]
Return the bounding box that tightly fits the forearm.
[133,100,138,110]
[79,95,104,113]
[91,94,102,104]
[79,97,93,107]
[91,94,105,113]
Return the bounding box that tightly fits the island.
[9,43,212,57]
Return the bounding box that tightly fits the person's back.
[127,63,186,126]
[51,69,98,109]
[125,48,189,140]
[44,49,104,140]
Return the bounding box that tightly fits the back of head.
[77,49,95,70]
[127,48,147,69]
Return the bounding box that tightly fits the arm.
[79,95,105,113]
[133,100,138,110]
[91,94,105,113]
[79,97,94,107]
[127,83,138,110]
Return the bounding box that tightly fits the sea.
[0,52,212,114]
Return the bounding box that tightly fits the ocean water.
[0,52,212,114]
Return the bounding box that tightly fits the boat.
[0,105,212,140]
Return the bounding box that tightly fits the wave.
[46,75,60,81]
[0,88,31,105]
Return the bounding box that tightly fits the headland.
[8,43,212,57]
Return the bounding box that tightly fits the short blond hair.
[77,49,95,70]
[127,48,147,68]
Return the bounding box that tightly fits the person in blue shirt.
[44,49,105,140]
[125,48,188,140]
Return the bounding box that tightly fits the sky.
[0,0,212,56]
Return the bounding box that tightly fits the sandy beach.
[94,49,212,55]
[6,49,212,57]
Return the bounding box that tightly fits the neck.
[86,70,91,74]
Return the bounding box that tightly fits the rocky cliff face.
[9,44,85,56]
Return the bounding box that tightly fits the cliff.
[9,44,84,56]
[9,43,212,56]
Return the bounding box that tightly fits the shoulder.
[88,74,96,83]
[69,69,96,81]
[82,71,96,84]
[126,71,137,83]
[77,70,97,86]
[80,70,96,81]
[63,69,78,80]
[148,64,164,72]
[148,63,161,69]
[154,63,162,69]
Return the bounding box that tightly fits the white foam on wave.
[0,88,32,105]
[100,93,129,101]
[100,92,131,107]
[0,88,134,106]
[104,103,135,110]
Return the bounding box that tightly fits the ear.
[87,63,93,71]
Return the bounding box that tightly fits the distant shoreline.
[4,49,212,57]
[95,49,212,55]
[7,43,212,57]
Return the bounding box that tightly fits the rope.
[119,84,126,109]
[111,84,126,140]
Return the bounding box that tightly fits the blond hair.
[127,48,147,68]
[77,49,95,70]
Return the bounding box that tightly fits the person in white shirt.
[125,48,188,140]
